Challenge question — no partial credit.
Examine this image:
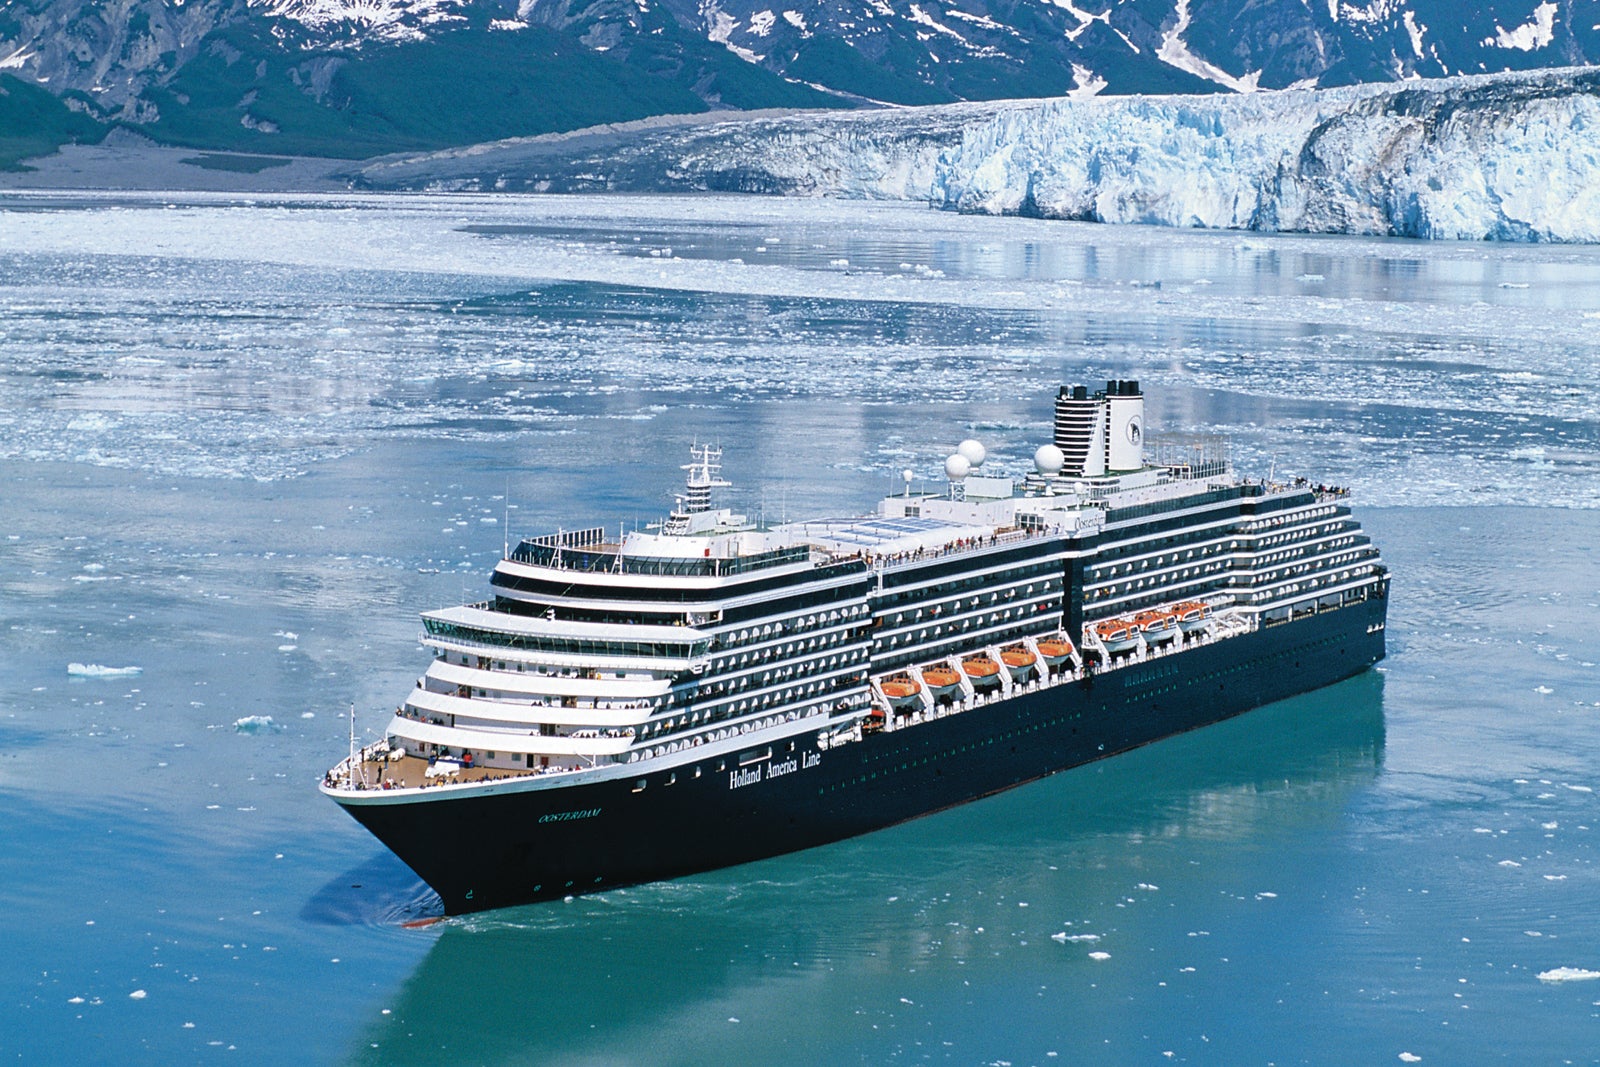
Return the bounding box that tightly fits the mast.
[348,703,368,789]
[662,444,731,535]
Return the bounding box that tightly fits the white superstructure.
[335,383,1386,791]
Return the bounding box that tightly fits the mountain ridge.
[3,0,1596,164]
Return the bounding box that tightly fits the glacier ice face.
[357,66,1600,243]
[935,72,1600,240]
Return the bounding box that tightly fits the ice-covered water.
[2,192,1599,1064]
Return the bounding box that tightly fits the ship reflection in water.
[345,672,1383,1066]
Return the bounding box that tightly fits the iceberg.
[67,663,143,677]
[355,67,1600,243]
[1537,967,1600,982]
[233,715,281,733]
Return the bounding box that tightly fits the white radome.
[944,454,971,481]
[1034,444,1065,475]
[957,439,986,467]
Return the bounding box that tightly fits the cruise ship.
[322,381,1389,914]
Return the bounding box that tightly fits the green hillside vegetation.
[0,74,106,169]
[141,20,843,158]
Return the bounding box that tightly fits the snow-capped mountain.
[1,0,1597,160]
[353,66,1600,242]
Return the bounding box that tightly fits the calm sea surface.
[2,192,1599,1065]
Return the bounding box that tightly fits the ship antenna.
[348,703,368,789]
[503,476,510,560]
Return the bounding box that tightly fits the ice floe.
[233,715,281,733]
[67,663,142,677]
[1538,967,1600,982]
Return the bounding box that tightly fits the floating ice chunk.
[278,645,297,652]
[1088,951,1111,960]
[1535,685,1553,694]
[1499,860,1522,867]
[68,663,142,677]
[234,715,280,733]
[129,990,147,1000]
[1539,967,1600,982]
[1399,1055,1421,1063]
[301,711,316,719]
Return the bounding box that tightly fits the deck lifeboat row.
[875,635,1079,713]
[1092,601,1212,654]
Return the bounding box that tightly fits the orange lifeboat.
[1094,618,1141,653]
[1035,637,1074,669]
[1000,645,1038,681]
[962,654,1003,690]
[1174,600,1212,634]
[921,664,963,702]
[1134,609,1179,645]
[880,674,923,710]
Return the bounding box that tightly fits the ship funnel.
[1053,379,1146,477]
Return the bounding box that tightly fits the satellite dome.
[957,439,986,467]
[944,454,971,481]
[902,468,915,485]
[1034,444,1065,476]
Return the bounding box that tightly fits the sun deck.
[326,752,593,794]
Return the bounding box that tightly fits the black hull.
[335,598,1387,914]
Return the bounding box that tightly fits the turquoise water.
[2,193,1598,1064]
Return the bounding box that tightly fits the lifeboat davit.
[1134,609,1180,645]
[880,674,923,711]
[1094,618,1141,653]
[1035,637,1075,671]
[921,664,963,701]
[1174,600,1212,634]
[962,654,1003,690]
[1000,645,1037,682]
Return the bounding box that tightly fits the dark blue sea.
[3,192,1599,1064]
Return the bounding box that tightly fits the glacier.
[355,66,1600,242]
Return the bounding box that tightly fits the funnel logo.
[1126,416,1143,445]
